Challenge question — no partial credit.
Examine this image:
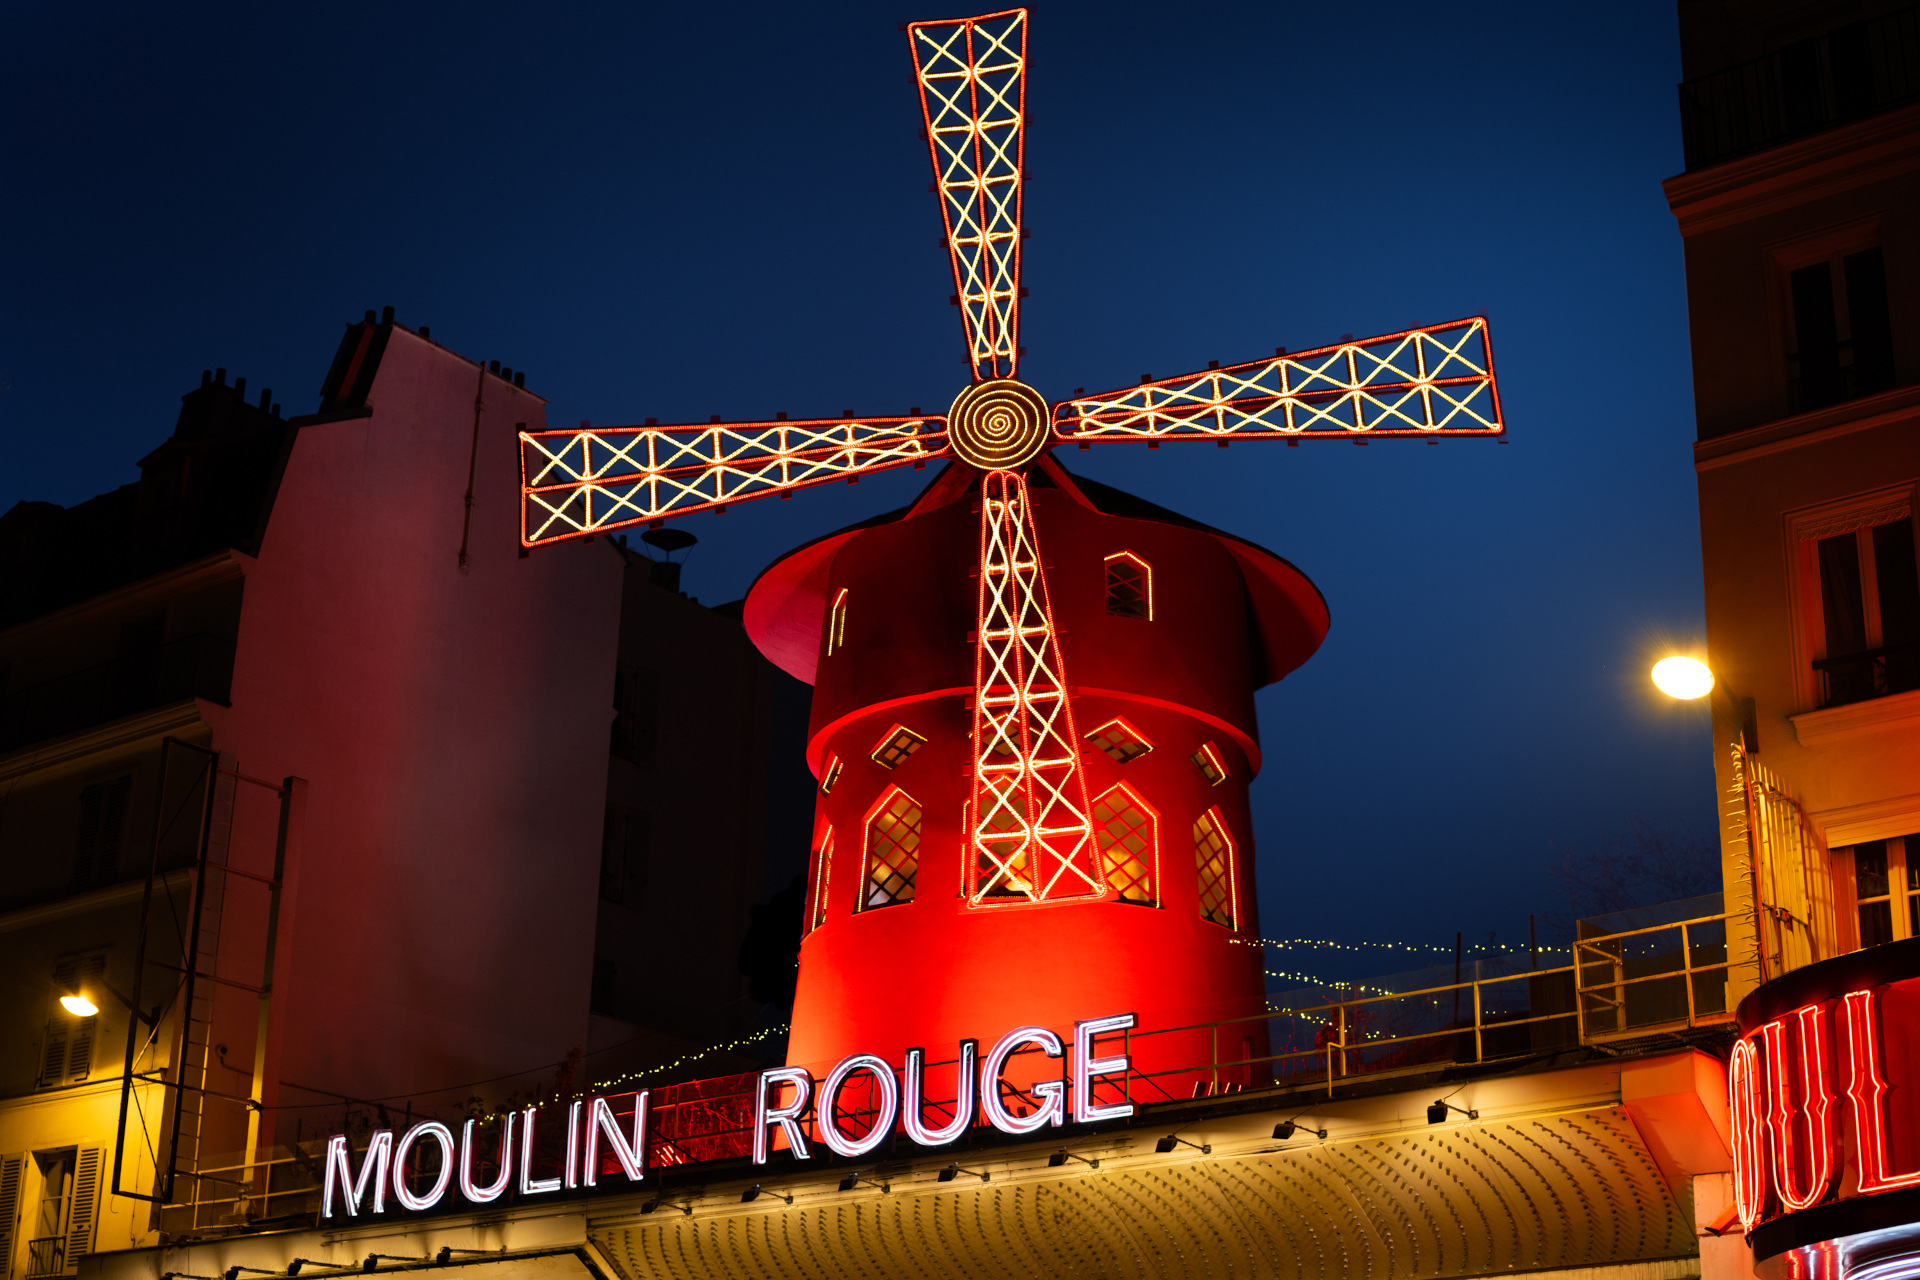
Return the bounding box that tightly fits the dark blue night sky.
[0,0,1713,963]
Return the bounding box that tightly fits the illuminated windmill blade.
[967,470,1103,907]
[909,8,1027,382]
[519,416,951,545]
[1053,316,1505,444]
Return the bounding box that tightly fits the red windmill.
[522,9,1502,1102]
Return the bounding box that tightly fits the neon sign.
[322,1012,1134,1218]
[1728,977,1920,1233]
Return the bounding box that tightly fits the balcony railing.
[1679,5,1920,171]
[1814,640,1920,708]
[25,1237,67,1279]
[0,632,234,752]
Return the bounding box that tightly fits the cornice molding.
[0,699,207,784]
[1693,386,1920,471]
[1663,103,1920,236]
[0,551,242,648]
[0,868,191,937]
[1791,688,1920,750]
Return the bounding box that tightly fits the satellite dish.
[641,528,698,554]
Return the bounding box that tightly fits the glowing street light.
[60,994,99,1017]
[1651,656,1715,700]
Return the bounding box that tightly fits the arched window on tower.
[1104,553,1152,619]
[827,588,849,656]
[863,789,921,910]
[808,829,834,932]
[1093,784,1156,905]
[1193,809,1237,929]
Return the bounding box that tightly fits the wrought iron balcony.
[25,1237,67,1279]
[1679,5,1920,171]
[1814,640,1920,708]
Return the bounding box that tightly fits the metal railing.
[1679,5,1920,170]
[1814,640,1920,708]
[25,1237,67,1279]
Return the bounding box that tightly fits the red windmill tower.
[522,9,1502,1101]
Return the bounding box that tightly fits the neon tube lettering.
[902,1042,977,1147]
[754,1067,814,1164]
[818,1053,901,1159]
[518,1105,562,1195]
[1762,1005,1839,1212]
[980,1026,1066,1135]
[321,1129,392,1220]
[1729,1035,1768,1231]
[583,1092,649,1186]
[564,1100,582,1189]
[458,1114,514,1204]
[1073,1013,1137,1124]
[1843,988,1920,1194]
[390,1122,455,1212]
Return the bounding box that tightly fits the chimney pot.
[489,360,501,374]
[364,310,376,324]
[260,387,272,409]
[418,325,431,339]
[382,305,395,324]
[513,371,524,387]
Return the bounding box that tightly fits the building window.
[611,666,659,764]
[1809,515,1920,707]
[40,955,106,1089]
[1086,718,1153,764]
[71,777,131,892]
[1093,785,1155,905]
[827,589,849,657]
[809,830,834,931]
[863,790,921,910]
[819,755,842,795]
[1105,553,1152,619]
[1193,810,1236,929]
[600,806,649,908]
[590,957,618,1016]
[1848,835,1920,947]
[870,725,927,770]
[1789,247,1895,413]
[1190,742,1228,787]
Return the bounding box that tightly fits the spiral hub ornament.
[947,379,1052,471]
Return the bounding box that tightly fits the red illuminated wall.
[204,327,625,1138]
[745,459,1328,1092]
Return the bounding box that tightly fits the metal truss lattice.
[967,470,1101,905]
[910,8,1026,381]
[1054,317,1502,442]
[519,417,950,543]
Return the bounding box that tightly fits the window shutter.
[40,961,77,1089]
[0,1153,24,1280]
[65,1148,102,1269]
[65,956,108,1083]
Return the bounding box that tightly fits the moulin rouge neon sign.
[321,1013,1136,1218]
[1729,978,1920,1232]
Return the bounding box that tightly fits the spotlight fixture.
[1047,1149,1099,1169]
[1272,1120,1327,1141]
[640,1198,693,1216]
[434,1249,494,1266]
[1154,1134,1211,1155]
[1427,1100,1479,1125]
[741,1184,793,1205]
[938,1162,990,1183]
[226,1268,279,1280]
[838,1170,891,1193]
[288,1260,340,1275]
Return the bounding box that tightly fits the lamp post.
[1651,656,1759,752]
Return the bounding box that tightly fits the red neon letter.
[1843,987,1920,1194]
[1762,1004,1840,1211]
[1729,1036,1769,1230]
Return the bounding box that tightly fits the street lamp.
[1651,656,1758,752]
[59,994,99,1017]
